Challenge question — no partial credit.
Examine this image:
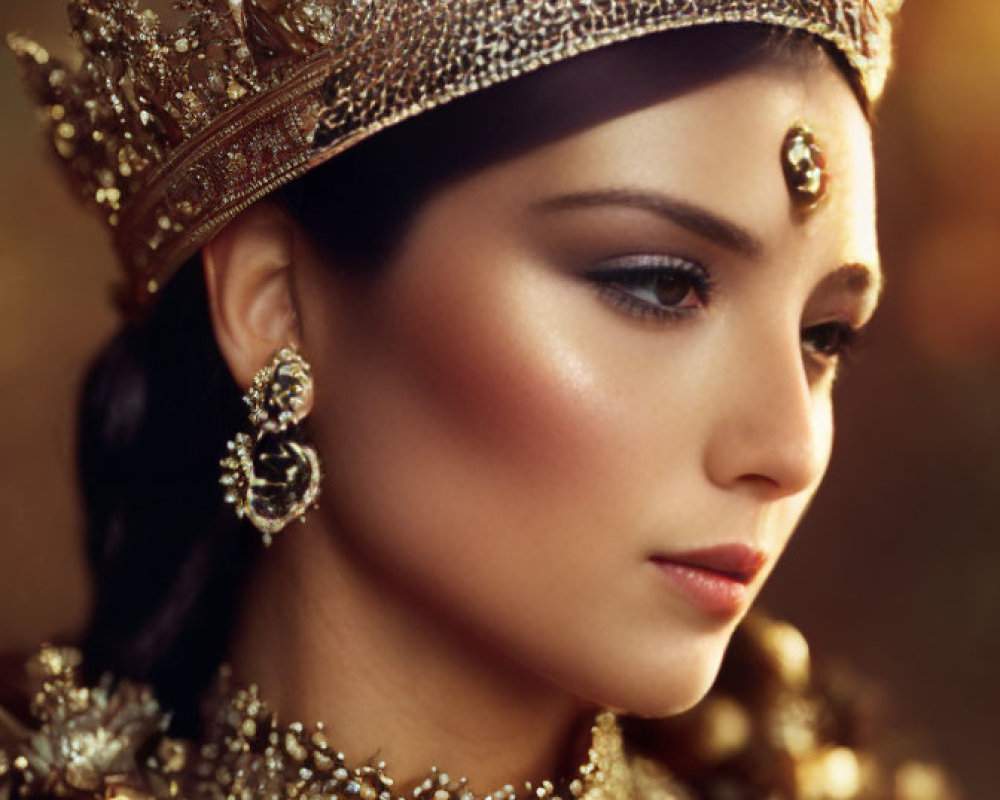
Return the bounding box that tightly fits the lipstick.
[650,545,766,617]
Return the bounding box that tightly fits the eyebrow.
[533,186,882,298]
[533,188,765,259]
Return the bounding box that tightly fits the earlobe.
[203,203,300,388]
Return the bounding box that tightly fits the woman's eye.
[801,321,862,362]
[584,256,711,321]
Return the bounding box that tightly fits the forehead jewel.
[782,126,829,211]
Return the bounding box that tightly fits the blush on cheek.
[372,246,620,492]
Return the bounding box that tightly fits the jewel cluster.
[220,348,321,544]
[0,646,183,800]
[197,672,618,800]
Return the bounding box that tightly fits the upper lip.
[650,544,767,584]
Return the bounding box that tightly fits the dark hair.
[77,25,861,734]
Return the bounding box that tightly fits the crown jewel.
[9,0,900,312]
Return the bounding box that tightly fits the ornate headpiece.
[9,0,901,311]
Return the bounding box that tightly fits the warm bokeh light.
[795,747,862,800]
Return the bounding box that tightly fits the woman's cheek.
[375,247,627,492]
[318,267,629,593]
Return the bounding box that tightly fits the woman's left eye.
[584,255,711,322]
[801,321,862,361]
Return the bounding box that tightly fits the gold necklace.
[3,648,637,800]
[191,666,633,800]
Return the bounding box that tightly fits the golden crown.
[9,0,901,311]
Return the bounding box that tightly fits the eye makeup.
[800,321,866,377]
[584,254,713,322]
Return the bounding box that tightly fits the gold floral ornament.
[220,347,322,544]
[1,646,184,800]
[782,126,830,210]
[7,0,901,314]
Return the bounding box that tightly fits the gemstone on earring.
[221,348,322,544]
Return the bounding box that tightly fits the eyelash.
[585,254,865,363]
[584,255,713,322]
[801,321,864,363]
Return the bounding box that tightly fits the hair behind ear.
[78,259,253,734]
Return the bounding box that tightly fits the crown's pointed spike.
[227,0,248,35]
[6,33,50,67]
[6,35,73,107]
[244,0,310,70]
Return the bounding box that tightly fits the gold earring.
[220,347,322,545]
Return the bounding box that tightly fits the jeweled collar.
[0,647,643,800]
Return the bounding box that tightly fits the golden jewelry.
[220,346,321,544]
[2,622,959,800]
[199,672,632,800]
[5,646,638,800]
[782,125,829,210]
[8,1,902,312]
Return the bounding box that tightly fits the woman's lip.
[651,544,767,582]
[649,545,767,616]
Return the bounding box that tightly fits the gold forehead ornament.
[8,0,902,313]
[782,126,829,210]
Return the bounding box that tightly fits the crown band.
[8,0,899,312]
[117,51,334,295]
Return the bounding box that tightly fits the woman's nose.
[702,329,832,499]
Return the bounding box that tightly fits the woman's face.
[293,52,880,716]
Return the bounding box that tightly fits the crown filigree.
[8,0,339,310]
[9,0,901,313]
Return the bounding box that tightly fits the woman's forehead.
[474,58,878,269]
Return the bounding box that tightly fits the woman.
[1,2,941,799]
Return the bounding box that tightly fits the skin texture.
[204,40,880,796]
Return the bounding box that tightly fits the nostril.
[730,472,794,503]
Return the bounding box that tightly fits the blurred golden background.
[1,1,997,795]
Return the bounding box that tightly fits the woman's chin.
[616,666,723,720]
[627,676,719,720]
[564,632,732,720]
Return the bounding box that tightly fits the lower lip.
[652,561,750,617]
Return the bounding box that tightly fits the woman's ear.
[203,202,299,388]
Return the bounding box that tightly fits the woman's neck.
[228,521,590,795]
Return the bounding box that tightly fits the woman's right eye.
[584,255,712,322]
